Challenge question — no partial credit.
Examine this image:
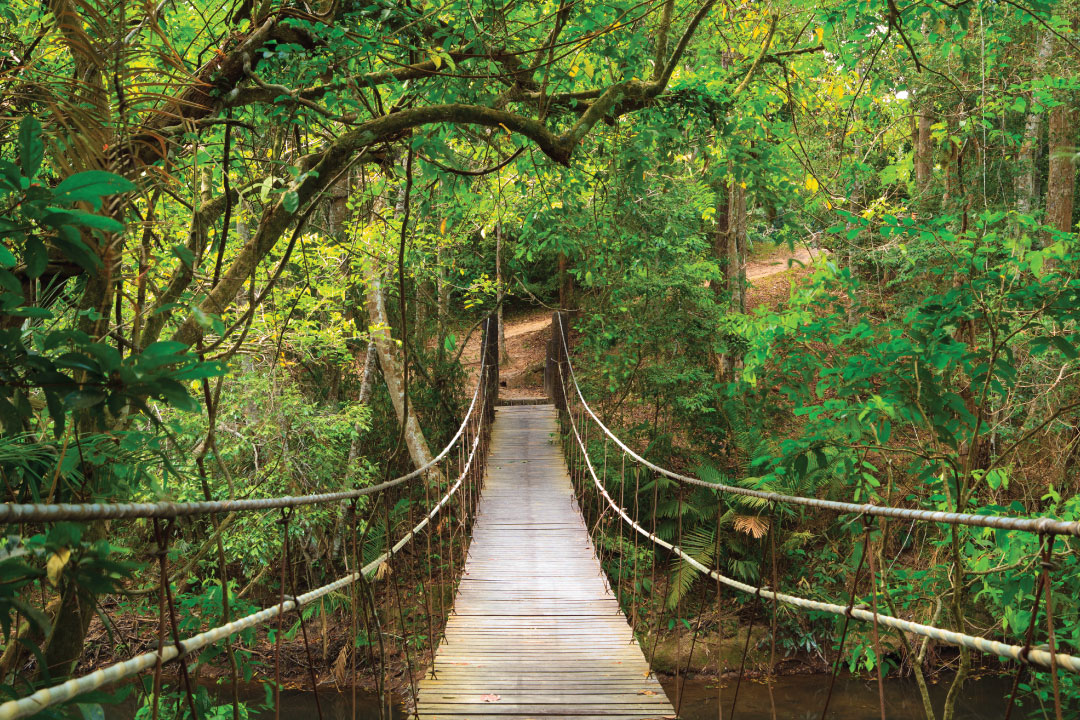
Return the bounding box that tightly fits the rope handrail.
[0,394,488,720]
[560,372,1080,675]
[0,351,489,524]
[555,314,1080,537]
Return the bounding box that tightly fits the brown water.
[120,674,1046,719]
[661,674,1042,719]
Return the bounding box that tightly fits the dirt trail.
[460,309,552,400]
[746,246,819,279]
[463,246,819,398]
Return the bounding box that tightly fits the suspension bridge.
[1,313,1079,720]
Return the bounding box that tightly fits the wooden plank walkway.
[417,404,674,720]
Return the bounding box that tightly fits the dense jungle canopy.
[0,0,1078,715]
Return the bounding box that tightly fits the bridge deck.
[417,404,674,719]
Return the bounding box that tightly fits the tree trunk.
[496,222,509,364]
[1045,93,1077,235]
[710,179,730,303]
[728,179,747,314]
[914,103,933,192]
[710,166,746,377]
[365,274,438,477]
[358,340,377,406]
[717,162,747,314]
[1016,32,1054,215]
[943,115,960,206]
[436,255,449,361]
[345,341,377,483]
[42,521,104,679]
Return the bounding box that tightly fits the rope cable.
[0,391,489,720]
[557,361,1080,675]
[554,313,1080,537]
[0,348,491,524]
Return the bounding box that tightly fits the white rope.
[555,314,1080,537]
[560,371,1080,675]
[0,390,489,720]
[0,350,488,523]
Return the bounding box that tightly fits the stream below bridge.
[118,673,1037,718]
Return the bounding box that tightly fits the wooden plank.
[416,404,675,720]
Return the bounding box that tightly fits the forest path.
[461,308,552,400]
[746,245,819,279]
[462,244,818,397]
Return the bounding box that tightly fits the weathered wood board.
[417,404,674,719]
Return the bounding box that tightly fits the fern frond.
[665,526,716,609]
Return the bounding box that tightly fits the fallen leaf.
[638,689,657,696]
[333,645,349,686]
[481,694,500,703]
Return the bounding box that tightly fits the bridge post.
[545,311,569,413]
[481,314,499,420]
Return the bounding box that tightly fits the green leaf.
[52,171,135,209]
[172,243,195,269]
[172,362,227,381]
[63,389,107,410]
[0,159,22,188]
[9,307,53,319]
[154,379,198,412]
[25,236,47,278]
[0,243,16,268]
[140,341,188,360]
[42,209,124,234]
[1050,335,1078,359]
[793,453,808,477]
[52,226,103,272]
[19,117,44,178]
[283,190,299,213]
[78,704,105,720]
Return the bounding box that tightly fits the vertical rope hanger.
[1040,536,1064,720]
[273,511,289,720]
[819,519,871,720]
[729,504,775,720]
[863,516,886,720]
[284,511,324,720]
[674,486,684,714]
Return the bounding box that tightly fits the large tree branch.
[170,102,569,348]
[653,0,676,80]
[654,0,718,89]
[141,190,236,349]
[168,1,720,348]
[523,0,717,123]
[121,14,319,169]
[730,9,779,98]
[222,54,472,109]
